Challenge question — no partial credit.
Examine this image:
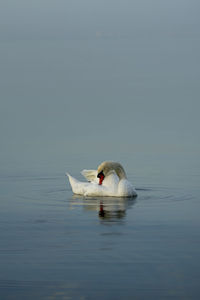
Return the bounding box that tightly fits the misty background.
[1,2,200,299]
[0,0,200,177]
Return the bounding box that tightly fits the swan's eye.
[97,171,105,185]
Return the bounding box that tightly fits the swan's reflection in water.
[69,195,137,222]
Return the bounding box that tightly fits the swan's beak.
[97,171,105,185]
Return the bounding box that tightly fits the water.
[0,152,200,299]
[1,2,200,297]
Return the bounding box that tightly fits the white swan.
[66,161,137,197]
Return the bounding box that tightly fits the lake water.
[0,151,200,299]
[0,23,200,300]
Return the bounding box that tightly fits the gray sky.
[0,0,200,172]
[0,0,200,39]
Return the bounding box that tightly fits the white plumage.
[66,161,137,198]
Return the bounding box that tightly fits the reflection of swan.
[66,161,137,197]
[98,200,126,220]
[69,195,137,221]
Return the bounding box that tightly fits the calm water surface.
[0,155,200,300]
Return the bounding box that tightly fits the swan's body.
[66,161,137,197]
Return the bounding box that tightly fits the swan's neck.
[108,162,127,180]
[115,168,127,180]
[97,161,127,181]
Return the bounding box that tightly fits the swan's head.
[97,161,127,185]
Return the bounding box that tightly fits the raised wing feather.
[81,169,98,183]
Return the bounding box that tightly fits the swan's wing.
[66,172,106,196]
[81,169,98,183]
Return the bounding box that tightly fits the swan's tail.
[66,173,87,195]
[66,173,78,193]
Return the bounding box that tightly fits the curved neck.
[97,161,127,180]
[108,162,127,180]
[115,167,127,180]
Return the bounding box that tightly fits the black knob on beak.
[97,171,104,178]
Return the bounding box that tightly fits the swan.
[66,161,137,197]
